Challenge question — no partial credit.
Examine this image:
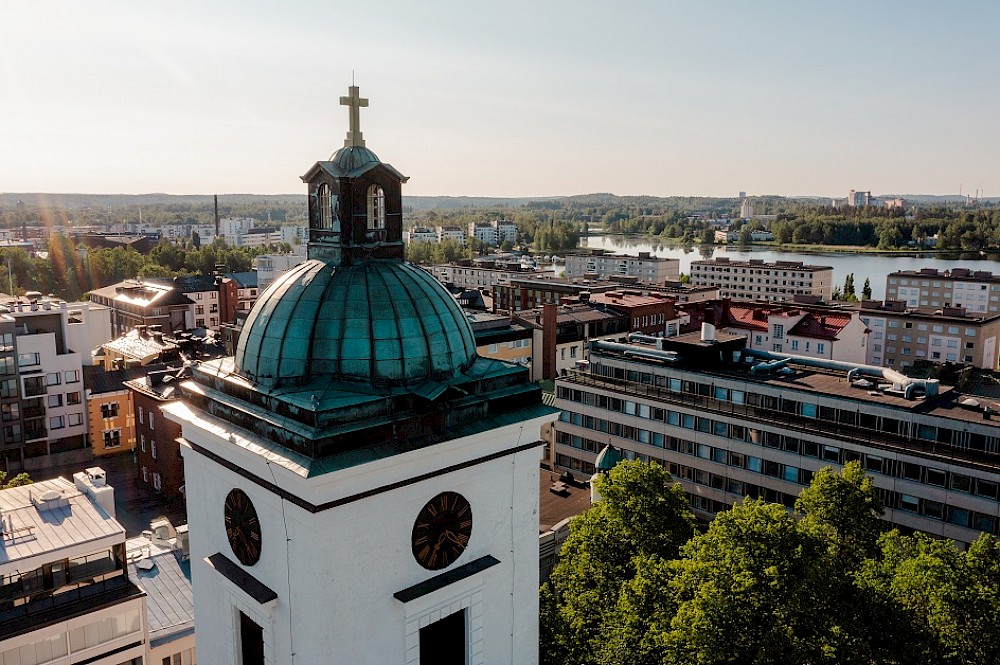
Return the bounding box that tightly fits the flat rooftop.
[0,478,124,570]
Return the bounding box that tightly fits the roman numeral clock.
[411,492,473,570]
[225,488,263,566]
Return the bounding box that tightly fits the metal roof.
[127,548,193,645]
[0,478,124,570]
[235,259,478,388]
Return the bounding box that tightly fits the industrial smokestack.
[214,194,220,237]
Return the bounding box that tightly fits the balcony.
[0,576,144,641]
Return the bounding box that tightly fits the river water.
[573,236,1000,301]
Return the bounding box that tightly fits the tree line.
[3,235,291,302]
[542,460,1000,665]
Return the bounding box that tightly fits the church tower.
[165,86,554,665]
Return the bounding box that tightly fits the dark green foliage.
[0,470,31,489]
[543,461,1000,665]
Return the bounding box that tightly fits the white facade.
[437,227,467,245]
[690,259,833,301]
[468,221,517,247]
[405,227,438,243]
[426,264,554,292]
[565,253,680,284]
[254,254,306,290]
[885,271,1000,315]
[0,474,148,665]
[166,400,549,665]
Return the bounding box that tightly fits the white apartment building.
[468,220,517,247]
[437,226,467,245]
[404,227,438,243]
[0,470,148,665]
[885,268,1000,316]
[281,226,308,246]
[690,258,833,302]
[565,251,680,284]
[254,253,307,290]
[425,264,554,293]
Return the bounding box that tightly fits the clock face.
[224,488,262,566]
[411,491,473,571]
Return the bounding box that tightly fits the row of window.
[556,447,1000,536]
[141,466,163,491]
[558,406,1000,502]
[140,435,157,459]
[577,364,1000,453]
[49,413,84,429]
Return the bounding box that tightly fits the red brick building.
[126,366,188,499]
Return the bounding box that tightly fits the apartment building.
[404,227,437,243]
[126,366,187,498]
[858,299,1000,370]
[254,252,306,290]
[689,258,833,301]
[0,470,148,665]
[0,298,92,472]
[565,251,680,284]
[469,220,517,246]
[553,331,1000,545]
[679,300,870,365]
[437,226,467,244]
[885,268,1000,316]
[89,280,194,337]
[426,263,555,296]
[494,275,620,314]
[468,312,534,377]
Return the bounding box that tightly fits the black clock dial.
[224,488,262,566]
[411,491,473,571]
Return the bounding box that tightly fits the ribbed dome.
[328,145,381,174]
[234,260,478,388]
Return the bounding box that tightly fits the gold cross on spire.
[340,85,369,148]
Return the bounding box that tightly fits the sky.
[2,1,998,198]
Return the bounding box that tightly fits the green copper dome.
[234,259,478,388]
[595,444,623,473]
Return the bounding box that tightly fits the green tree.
[862,277,872,300]
[843,273,857,301]
[796,462,883,563]
[544,461,695,665]
[0,470,31,489]
[699,227,715,244]
[738,226,753,246]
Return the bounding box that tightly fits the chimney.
[542,302,558,380]
[214,194,220,237]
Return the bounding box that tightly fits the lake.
[574,236,1000,301]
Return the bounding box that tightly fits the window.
[101,402,120,418]
[151,440,157,459]
[367,184,386,230]
[790,340,799,351]
[153,473,162,491]
[139,406,144,424]
[195,305,204,315]
[317,183,333,229]
[17,352,40,367]
[103,429,122,449]
[64,370,80,383]
[816,343,826,354]
[773,324,784,339]
[49,415,65,429]
[47,394,63,408]
[140,435,146,452]
[142,466,148,483]
[68,412,83,426]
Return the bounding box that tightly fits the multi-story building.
[885,268,1000,316]
[437,225,467,244]
[89,280,194,337]
[0,470,148,665]
[588,290,679,337]
[84,364,149,457]
[553,331,1000,546]
[468,312,534,377]
[238,227,283,248]
[3,298,90,472]
[647,282,720,304]
[98,326,181,371]
[494,275,621,314]
[689,258,833,302]
[858,299,1000,370]
[280,225,308,246]
[468,219,517,247]
[679,299,870,365]
[426,263,555,296]
[127,366,187,498]
[514,302,633,380]
[565,251,680,284]
[404,227,438,243]
[714,229,774,243]
[848,189,873,207]
[254,252,306,290]
[740,197,755,219]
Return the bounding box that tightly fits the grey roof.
[228,271,258,288]
[148,275,218,293]
[235,259,477,389]
[128,549,193,645]
[0,478,124,568]
[84,364,163,395]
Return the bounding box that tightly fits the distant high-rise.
[740,197,755,219]
[848,189,872,207]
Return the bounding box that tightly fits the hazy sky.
[2,1,997,198]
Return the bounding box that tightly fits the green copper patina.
[235,259,477,388]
